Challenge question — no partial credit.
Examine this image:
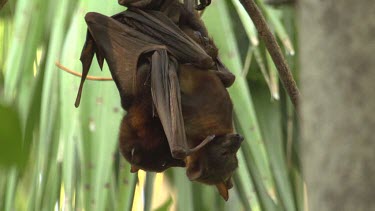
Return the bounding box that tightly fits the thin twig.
[242,45,253,77]
[239,0,300,110]
[55,61,113,81]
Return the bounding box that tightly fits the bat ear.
[186,160,203,181]
[225,178,233,189]
[130,165,139,173]
[216,182,229,201]
[216,178,234,201]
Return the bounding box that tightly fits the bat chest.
[178,66,234,144]
[125,100,166,149]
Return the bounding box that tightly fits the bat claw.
[130,165,139,173]
[195,0,211,10]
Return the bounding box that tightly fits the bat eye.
[193,31,202,37]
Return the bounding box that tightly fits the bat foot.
[195,0,211,10]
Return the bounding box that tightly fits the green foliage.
[0,103,25,169]
[0,0,302,210]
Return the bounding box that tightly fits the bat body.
[118,61,186,172]
[75,0,242,200]
[178,65,243,200]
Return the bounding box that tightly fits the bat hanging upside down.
[74,0,243,200]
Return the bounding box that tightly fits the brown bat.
[75,0,242,200]
[118,0,211,10]
[178,64,243,200]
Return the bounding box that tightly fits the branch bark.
[239,0,300,110]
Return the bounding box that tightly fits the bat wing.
[75,10,214,108]
[121,8,214,68]
[121,9,235,87]
[150,50,186,159]
[76,12,214,158]
[75,12,165,108]
[150,49,214,159]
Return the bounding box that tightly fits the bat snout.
[226,134,243,153]
[232,134,244,144]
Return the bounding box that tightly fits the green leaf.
[144,172,156,211]
[0,103,25,169]
[173,168,194,211]
[154,195,173,211]
[251,84,296,211]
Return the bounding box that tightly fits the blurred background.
[0,0,302,210]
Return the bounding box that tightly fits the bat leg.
[195,0,211,10]
[186,135,215,154]
[150,49,215,159]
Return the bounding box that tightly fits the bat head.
[185,134,243,200]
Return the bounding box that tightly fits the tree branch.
[239,0,300,110]
[55,61,113,81]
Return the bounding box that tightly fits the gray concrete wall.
[299,1,375,210]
